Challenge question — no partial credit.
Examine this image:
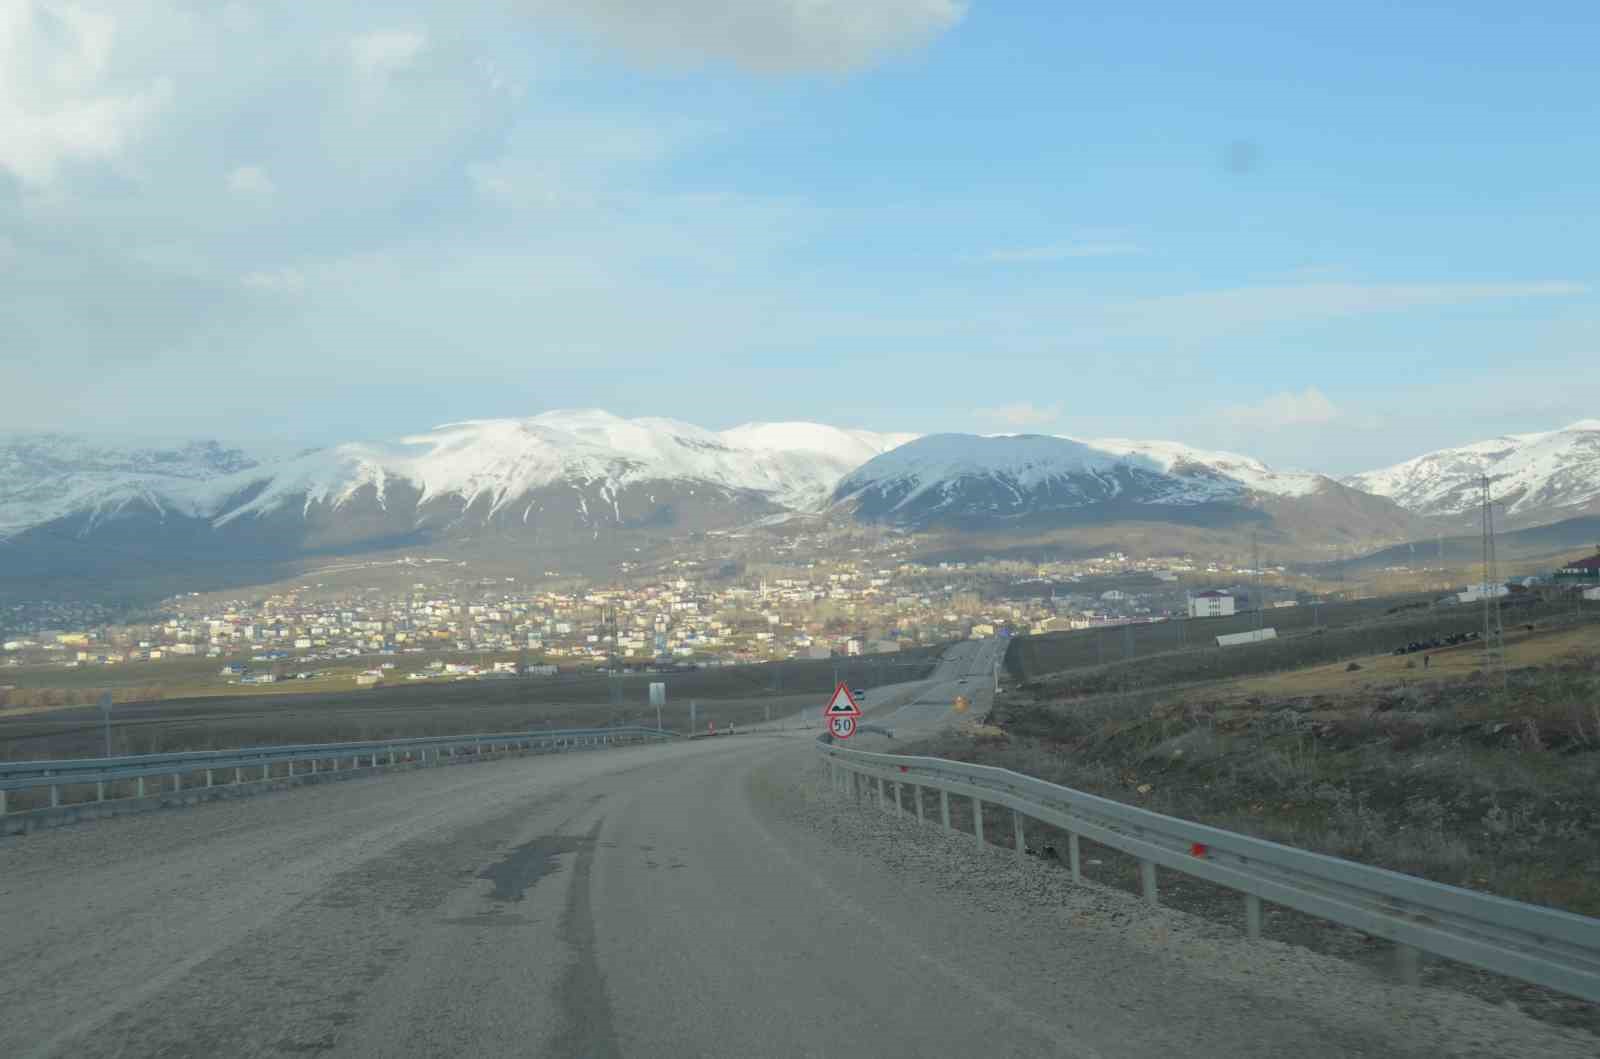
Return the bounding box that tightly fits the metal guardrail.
[818,740,1600,1003]
[0,726,677,816]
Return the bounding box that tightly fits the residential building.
[1555,548,1600,584]
[1187,591,1235,618]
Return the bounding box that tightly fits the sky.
[3,0,1598,475]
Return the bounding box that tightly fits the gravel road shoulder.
[768,757,1599,1059]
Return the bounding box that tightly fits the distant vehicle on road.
[958,678,968,684]
[851,687,865,699]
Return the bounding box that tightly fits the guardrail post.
[894,782,903,815]
[1245,894,1262,940]
[1013,810,1025,862]
[137,776,146,798]
[973,798,985,848]
[1068,832,1081,884]
[234,767,243,784]
[50,784,60,808]
[172,773,181,792]
[1141,860,1158,907]
[877,776,887,812]
[262,763,270,782]
[287,760,295,777]
[205,769,215,788]
[389,750,396,766]
[311,759,318,774]
[940,789,951,832]
[0,790,6,815]
[852,771,862,804]
[914,785,924,823]
[97,780,105,802]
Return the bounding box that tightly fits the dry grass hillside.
[903,610,1600,1027]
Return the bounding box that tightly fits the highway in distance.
[1,640,1589,1057]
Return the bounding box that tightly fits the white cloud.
[980,242,1143,263]
[977,401,1062,428]
[1223,388,1342,429]
[526,0,965,73]
[468,161,594,211]
[350,28,427,78]
[0,1,171,187]
[226,164,274,199]
[241,267,305,294]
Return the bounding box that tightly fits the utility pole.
[1479,476,1507,688]
[604,605,622,707]
[99,691,113,758]
[1252,530,1264,631]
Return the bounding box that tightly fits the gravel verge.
[775,759,1600,1059]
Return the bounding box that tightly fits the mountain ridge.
[1344,419,1600,529]
[3,413,1596,599]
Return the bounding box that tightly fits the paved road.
[868,636,1004,736]
[1,648,1588,1057]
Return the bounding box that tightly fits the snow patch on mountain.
[1346,420,1600,521]
[1082,437,1329,498]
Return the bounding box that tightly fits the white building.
[1188,591,1236,619]
[1457,583,1511,604]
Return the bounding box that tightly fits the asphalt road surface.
[1,640,1590,1057]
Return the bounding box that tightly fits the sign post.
[824,682,861,741]
[649,682,666,731]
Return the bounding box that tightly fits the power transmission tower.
[604,604,622,706]
[1478,476,1506,687]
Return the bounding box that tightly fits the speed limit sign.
[829,715,857,740]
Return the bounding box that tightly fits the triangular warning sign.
[825,682,860,717]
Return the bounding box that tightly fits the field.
[0,648,941,760]
[1007,593,1593,698]
[0,644,929,703]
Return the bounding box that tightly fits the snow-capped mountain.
[834,434,1202,524]
[0,433,276,538]
[0,412,920,552]
[1345,420,1600,528]
[832,432,1421,547]
[721,421,920,509]
[1080,437,1329,498]
[835,433,1338,522]
[170,411,915,526]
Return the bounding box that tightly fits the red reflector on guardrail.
[899,765,908,773]
[1190,843,1209,858]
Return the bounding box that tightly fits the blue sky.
[2,1,1597,473]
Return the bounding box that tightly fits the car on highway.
[851,687,866,700]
